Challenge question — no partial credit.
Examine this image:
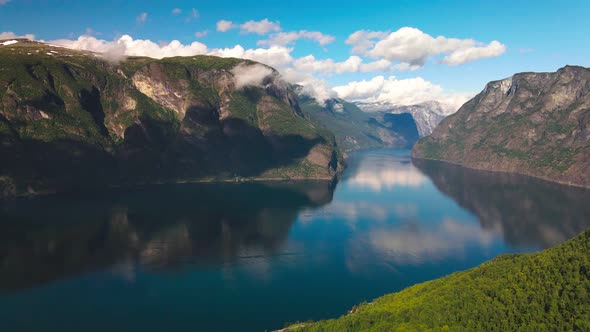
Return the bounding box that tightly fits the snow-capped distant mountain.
[354,100,457,137]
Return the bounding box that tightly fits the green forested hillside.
[285,228,590,331]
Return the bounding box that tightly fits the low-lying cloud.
[0,31,35,40]
[51,34,208,62]
[231,63,274,89]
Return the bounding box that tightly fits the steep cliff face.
[298,95,419,151]
[413,66,590,188]
[0,40,341,197]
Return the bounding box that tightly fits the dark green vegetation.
[0,40,341,197]
[286,228,590,332]
[413,65,590,188]
[298,95,419,151]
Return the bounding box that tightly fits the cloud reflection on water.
[367,219,501,263]
[347,167,427,191]
[344,150,428,191]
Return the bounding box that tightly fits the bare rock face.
[0,40,341,196]
[413,66,590,188]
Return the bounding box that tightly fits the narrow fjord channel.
[1,149,589,332]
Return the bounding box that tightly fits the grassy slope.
[286,228,590,332]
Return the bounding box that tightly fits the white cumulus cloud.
[347,27,506,67]
[333,75,472,112]
[441,40,506,65]
[216,20,236,32]
[293,55,391,74]
[345,30,390,54]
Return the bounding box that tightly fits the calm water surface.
[1,149,590,332]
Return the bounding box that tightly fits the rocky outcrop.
[413,66,590,188]
[0,40,342,196]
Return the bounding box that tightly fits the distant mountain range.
[413,65,590,188]
[297,92,420,152]
[355,100,456,137]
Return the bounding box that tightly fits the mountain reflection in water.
[0,181,334,291]
[1,149,589,332]
[413,158,590,248]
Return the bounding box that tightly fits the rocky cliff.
[413,66,590,188]
[0,39,342,197]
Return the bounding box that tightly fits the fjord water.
[1,149,590,332]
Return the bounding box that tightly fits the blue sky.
[1,0,589,109]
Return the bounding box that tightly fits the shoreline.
[411,155,590,190]
[7,173,341,201]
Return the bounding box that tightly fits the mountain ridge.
[412,65,590,188]
[0,39,342,198]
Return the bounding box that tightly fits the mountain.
[0,39,342,197]
[284,227,590,331]
[413,66,590,188]
[298,94,419,151]
[355,100,455,137]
